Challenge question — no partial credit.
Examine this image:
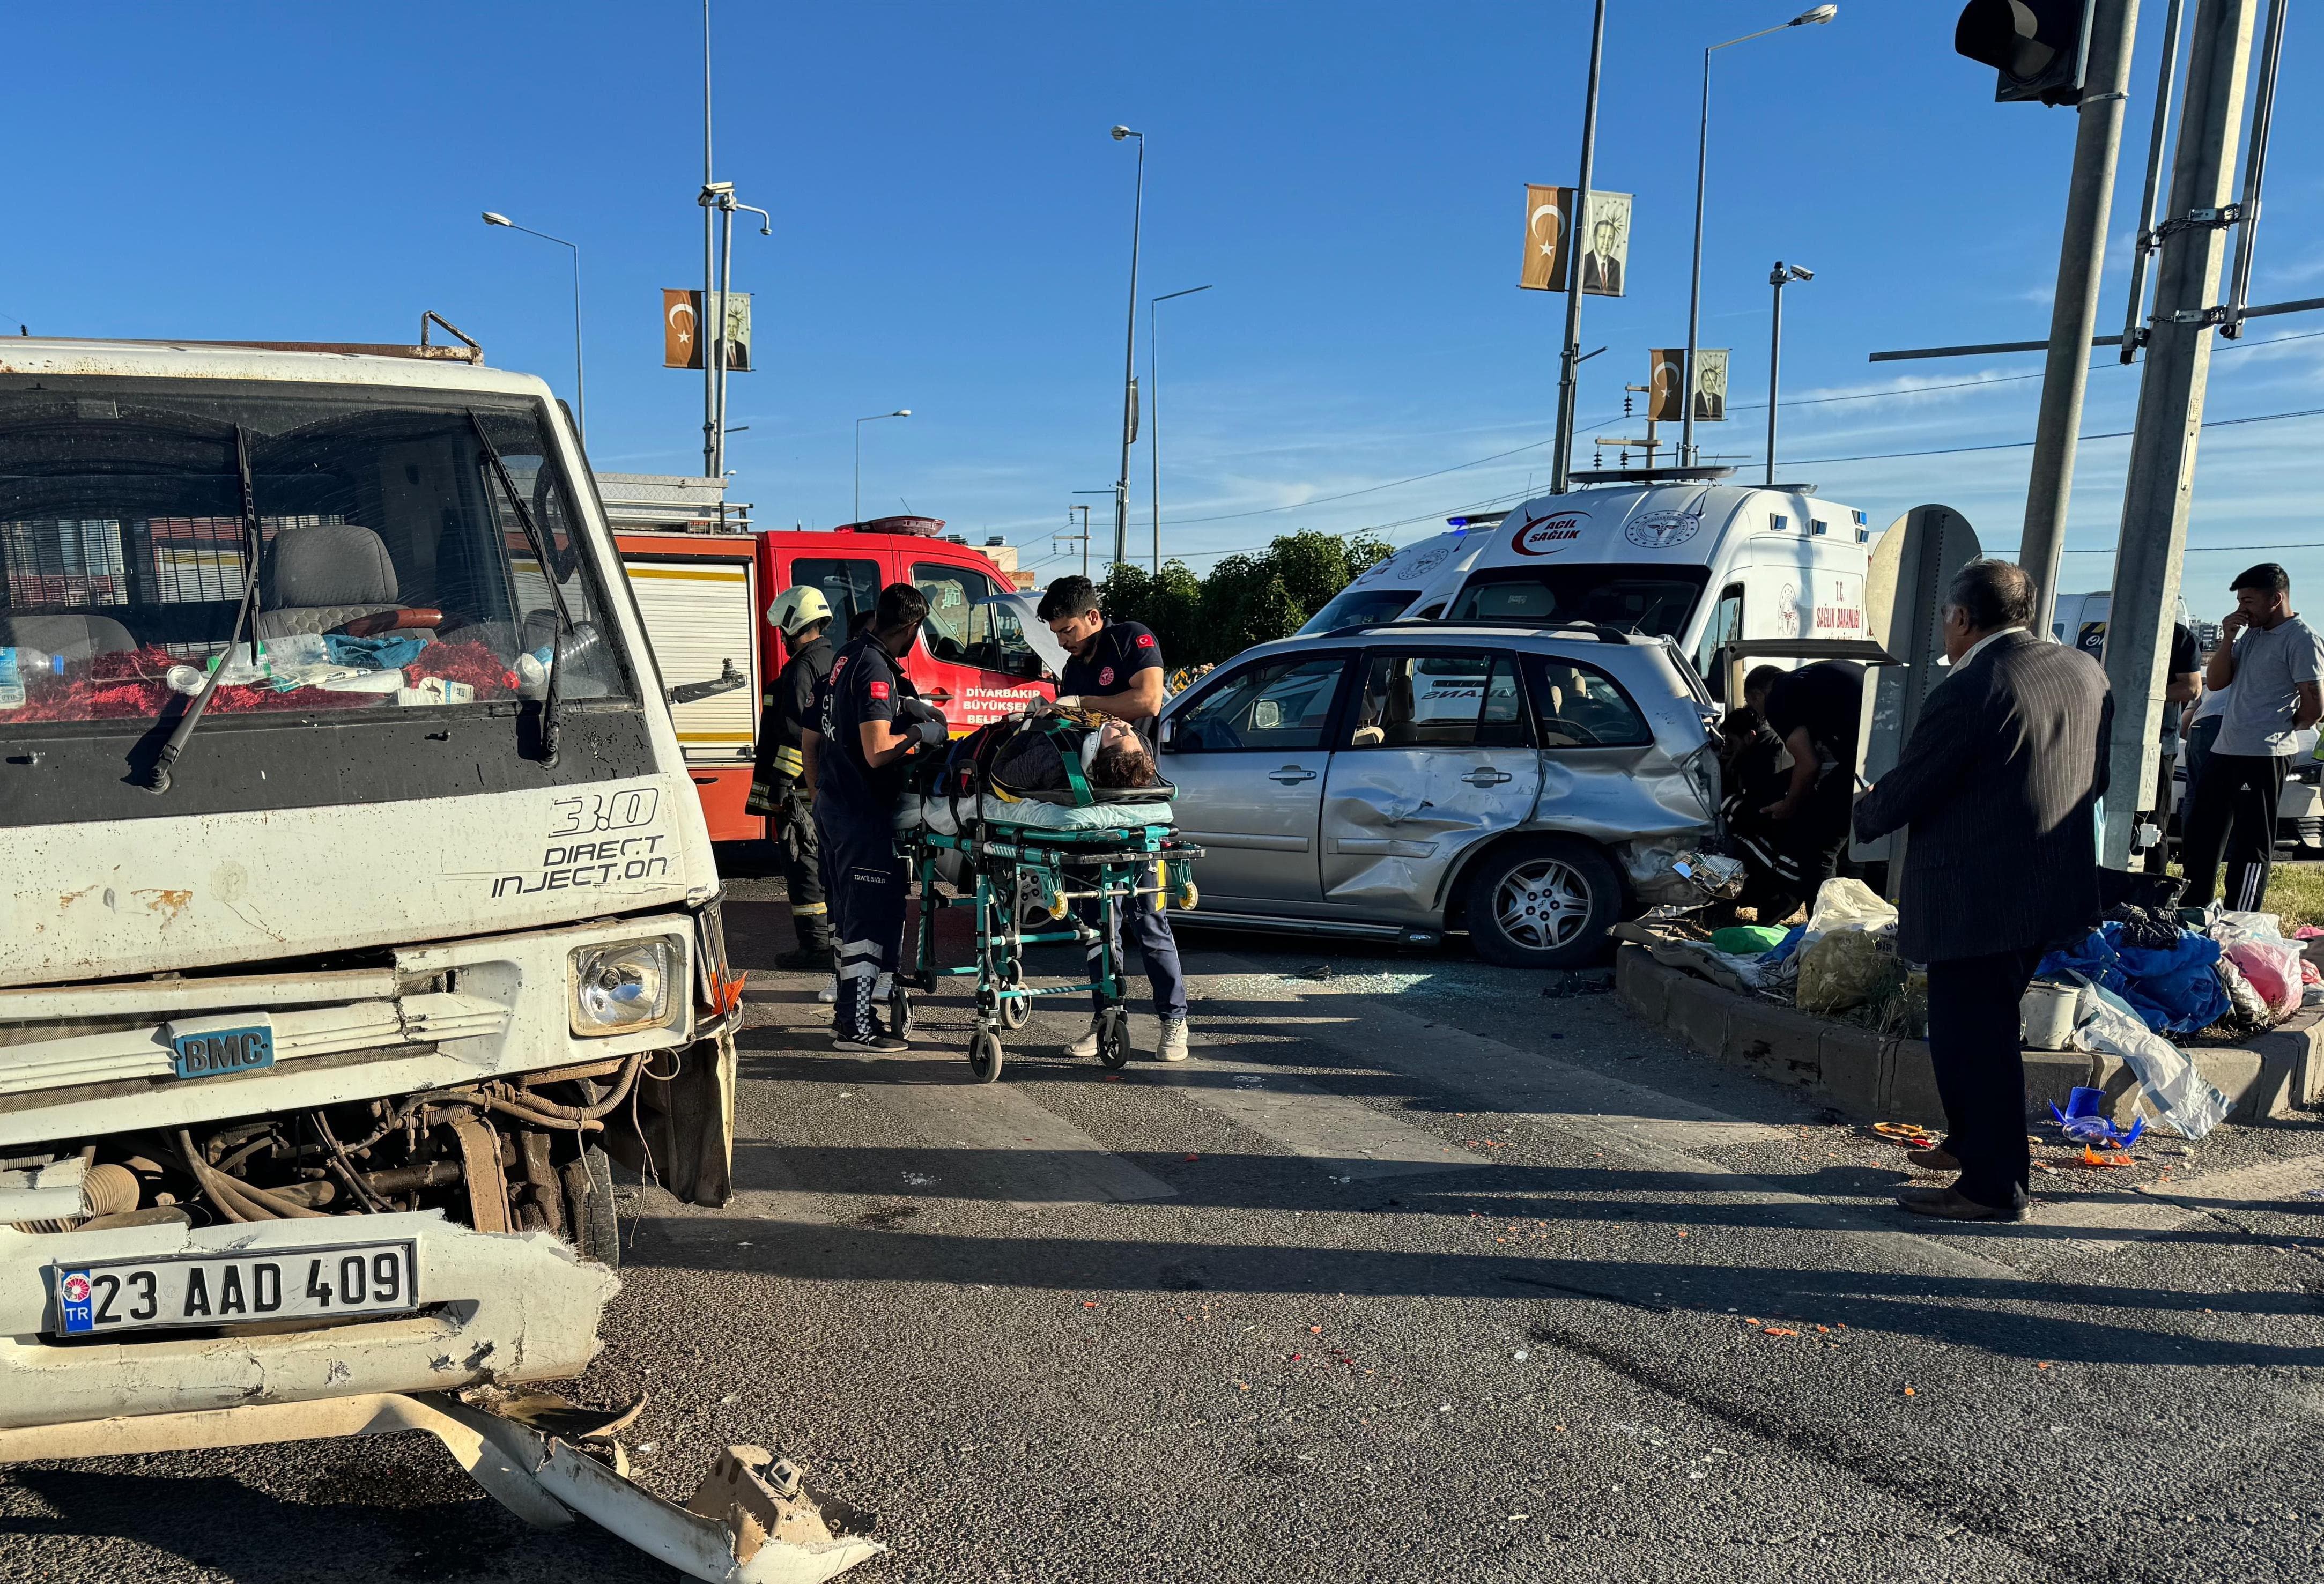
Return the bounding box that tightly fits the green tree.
[1099,559,1204,665]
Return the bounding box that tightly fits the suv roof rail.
[1335,617,1634,644]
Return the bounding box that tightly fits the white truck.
[1300,480,1876,693]
[0,334,877,1581]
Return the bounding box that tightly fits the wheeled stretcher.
[889,721,1201,1082]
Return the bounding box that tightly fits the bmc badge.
[1098,667,1115,686]
[1509,512,1587,557]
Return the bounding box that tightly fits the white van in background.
[1299,482,1874,698]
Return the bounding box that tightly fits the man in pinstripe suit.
[1854,560,2112,1223]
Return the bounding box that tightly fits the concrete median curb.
[1614,943,2324,1129]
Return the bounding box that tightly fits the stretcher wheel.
[1000,989,1032,1031]
[968,1027,1005,1083]
[1097,1006,1131,1070]
[889,982,914,1039]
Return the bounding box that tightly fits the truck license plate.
[166,1018,274,1080]
[51,1241,419,1337]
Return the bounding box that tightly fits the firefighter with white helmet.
[749,584,838,970]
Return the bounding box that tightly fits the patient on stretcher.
[991,715,1158,793]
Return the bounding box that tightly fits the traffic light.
[1954,0,2097,105]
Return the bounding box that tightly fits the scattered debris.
[1297,965,1335,981]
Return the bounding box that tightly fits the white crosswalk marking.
[874,1077,1178,1208]
[1151,1057,1483,1180]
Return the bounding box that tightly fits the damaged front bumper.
[0,1211,880,1582]
[0,1389,883,1584]
[1,1210,615,1428]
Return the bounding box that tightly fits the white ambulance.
[1299,481,1875,697]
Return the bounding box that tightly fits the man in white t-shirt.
[2181,564,2324,910]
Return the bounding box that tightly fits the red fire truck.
[601,478,1054,841]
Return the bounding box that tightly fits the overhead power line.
[1152,328,2324,533]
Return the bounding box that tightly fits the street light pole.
[1550,0,1607,496]
[1110,125,1145,571]
[480,212,586,445]
[1682,6,1838,467]
[1150,283,1212,573]
[855,410,910,528]
[1766,262,1813,485]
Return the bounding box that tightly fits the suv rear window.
[1522,654,1652,747]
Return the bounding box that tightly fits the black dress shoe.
[1897,1185,2029,1223]
[1906,1146,1960,1173]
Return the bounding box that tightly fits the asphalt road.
[8,880,2324,1583]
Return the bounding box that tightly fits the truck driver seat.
[253,523,404,638]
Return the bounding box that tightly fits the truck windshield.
[1447,565,1709,638]
[0,380,630,728]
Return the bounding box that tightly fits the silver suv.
[1156,621,1719,967]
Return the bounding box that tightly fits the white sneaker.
[1156,1018,1190,1063]
[818,978,838,1004]
[1067,1018,1102,1059]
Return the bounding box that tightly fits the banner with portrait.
[1692,347,1730,422]
[1518,187,1632,296]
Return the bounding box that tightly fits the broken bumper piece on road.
[0,1389,884,1584]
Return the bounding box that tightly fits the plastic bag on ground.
[2067,978,2231,1141]
[1709,924,1789,957]
[2039,923,2227,1034]
[1796,929,1897,1014]
[1799,878,1897,952]
[2216,953,2271,1025]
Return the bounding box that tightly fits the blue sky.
[5,2,2320,614]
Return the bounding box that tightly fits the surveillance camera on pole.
[1954,0,2099,106]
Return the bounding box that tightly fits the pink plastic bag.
[2225,940,2301,1018]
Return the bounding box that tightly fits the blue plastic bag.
[2037,922,2225,1035]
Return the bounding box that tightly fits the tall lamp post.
[855,410,911,527]
[1766,262,1812,485]
[1682,5,1836,466]
[482,212,586,445]
[1150,283,1212,573]
[1109,125,1145,571]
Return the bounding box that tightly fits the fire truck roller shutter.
[624,558,759,764]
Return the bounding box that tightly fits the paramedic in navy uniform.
[809,582,945,1052]
[1038,575,1190,1063]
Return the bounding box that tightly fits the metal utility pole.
[1110,126,1145,569]
[1150,284,1212,573]
[1550,0,1607,495]
[1766,262,1812,483]
[2019,0,2141,634]
[701,0,717,479]
[2098,0,2260,865]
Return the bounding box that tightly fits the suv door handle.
[1462,767,1514,787]
[924,690,954,704]
[1268,766,1318,784]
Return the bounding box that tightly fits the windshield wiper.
[469,410,578,766]
[144,425,263,795]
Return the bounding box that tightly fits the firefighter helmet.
[766,585,833,637]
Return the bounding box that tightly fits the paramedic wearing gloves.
[1037,575,1189,1063]
[812,582,945,1052]
[747,586,837,972]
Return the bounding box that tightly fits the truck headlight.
[569,938,679,1036]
